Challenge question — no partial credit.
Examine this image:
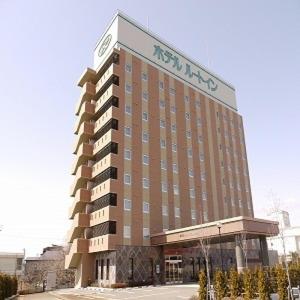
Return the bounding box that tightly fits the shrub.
[243,269,255,300]
[276,265,288,300]
[228,268,242,299]
[258,268,270,300]
[0,273,18,300]
[214,269,227,300]
[198,271,207,300]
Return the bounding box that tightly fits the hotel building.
[65,12,278,287]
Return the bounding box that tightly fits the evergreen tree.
[276,265,288,300]
[229,268,241,299]
[214,270,227,300]
[198,271,207,300]
[258,268,270,300]
[243,269,255,300]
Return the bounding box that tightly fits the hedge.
[0,273,18,300]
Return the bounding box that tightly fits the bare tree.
[199,237,213,300]
[237,232,248,269]
[267,191,293,299]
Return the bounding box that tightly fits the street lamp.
[216,222,224,271]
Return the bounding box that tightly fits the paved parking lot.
[49,284,198,300]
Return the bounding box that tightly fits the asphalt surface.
[17,284,198,300]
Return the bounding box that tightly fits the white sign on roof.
[94,12,237,111]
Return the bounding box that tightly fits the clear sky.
[0,0,299,257]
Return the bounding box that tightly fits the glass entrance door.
[165,255,183,284]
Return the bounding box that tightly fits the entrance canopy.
[150,216,279,246]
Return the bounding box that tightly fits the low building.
[24,245,74,290]
[0,252,24,278]
[267,210,300,262]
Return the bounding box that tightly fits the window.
[124,149,131,160]
[197,118,202,127]
[190,188,195,198]
[196,100,201,107]
[171,105,176,113]
[201,172,206,181]
[142,132,149,143]
[239,199,242,208]
[185,112,190,120]
[171,124,176,132]
[124,126,131,137]
[124,225,131,238]
[142,72,148,81]
[161,182,168,193]
[200,153,204,162]
[143,227,150,239]
[143,154,149,165]
[185,95,190,102]
[106,259,110,280]
[142,92,148,101]
[160,139,166,148]
[159,100,165,108]
[143,202,149,213]
[125,83,132,94]
[170,87,175,95]
[173,184,179,195]
[142,111,148,121]
[198,136,203,143]
[173,163,178,173]
[186,131,191,139]
[100,259,104,280]
[202,191,207,201]
[160,119,166,128]
[124,173,131,185]
[143,178,149,189]
[162,205,168,216]
[161,159,167,170]
[125,104,132,115]
[124,198,132,211]
[191,210,196,220]
[159,81,164,90]
[125,64,132,73]
[188,148,193,158]
[172,143,177,152]
[188,169,194,177]
[175,207,180,218]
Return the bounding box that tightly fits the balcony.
[90,206,117,227]
[92,153,118,179]
[93,129,120,156]
[91,178,119,202]
[94,106,119,134]
[65,238,89,269]
[77,67,97,87]
[71,143,93,175]
[66,213,90,243]
[74,102,95,134]
[69,188,91,219]
[75,82,96,115]
[89,234,117,253]
[70,165,92,197]
[95,64,120,98]
[73,122,94,154]
[95,84,120,115]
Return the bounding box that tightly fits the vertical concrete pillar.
[259,236,270,267]
[235,235,245,273]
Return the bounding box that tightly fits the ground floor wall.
[91,244,261,287]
